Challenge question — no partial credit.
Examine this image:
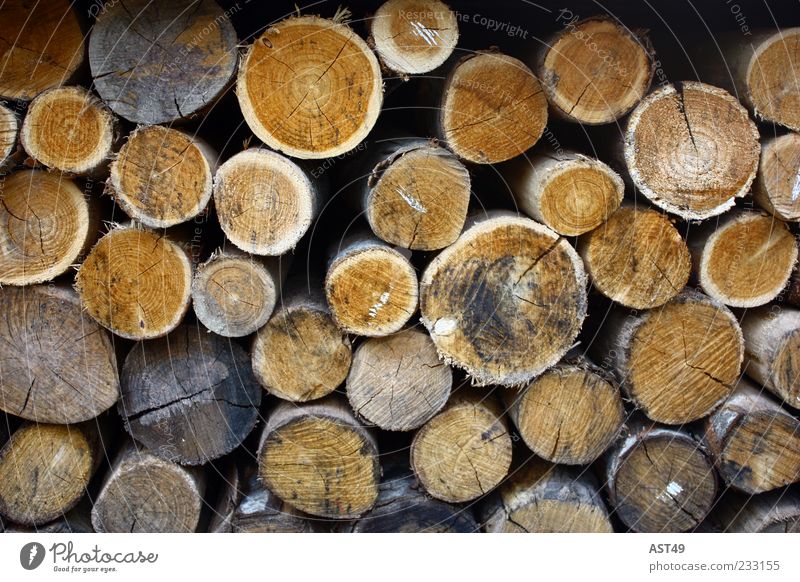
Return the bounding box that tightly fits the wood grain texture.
[624,82,760,220]
[347,328,451,431]
[237,15,382,159]
[439,51,547,164]
[0,0,85,101]
[411,390,512,503]
[504,356,624,465]
[420,213,587,386]
[258,397,380,519]
[689,210,797,308]
[75,226,193,340]
[536,16,654,124]
[252,281,352,402]
[89,0,238,124]
[604,421,717,532]
[92,440,205,533]
[0,103,19,173]
[705,378,800,493]
[119,325,262,465]
[480,458,613,532]
[578,204,690,309]
[591,288,743,424]
[20,86,117,176]
[0,170,98,285]
[0,284,119,424]
[108,125,216,228]
[707,488,800,532]
[0,422,99,525]
[232,467,316,533]
[754,133,800,222]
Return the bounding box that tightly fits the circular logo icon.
[20,542,46,570]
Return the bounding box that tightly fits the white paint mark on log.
[432,318,457,336]
[397,188,427,213]
[792,169,800,201]
[369,291,391,318]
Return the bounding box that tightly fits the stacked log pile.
[0,0,799,534]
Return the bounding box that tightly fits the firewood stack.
[1,0,799,534]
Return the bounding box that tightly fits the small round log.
[753,132,800,222]
[20,86,116,176]
[108,125,216,228]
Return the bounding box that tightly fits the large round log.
[237,15,383,159]
[0,0,85,101]
[624,82,760,220]
[0,285,119,424]
[89,0,238,124]
[420,213,587,386]
[536,16,654,124]
[119,325,261,465]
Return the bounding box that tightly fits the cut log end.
[0,170,94,285]
[509,153,623,236]
[578,205,691,309]
[441,52,548,164]
[0,0,85,101]
[420,215,587,386]
[754,133,800,221]
[508,361,624,465]
[625,82,760,220]
[367,142,471,250]
[705,380,800,494]
[252,295,352,402]
[109,126,214,228]
[741,306,800,406]
[21,86,116,176]
[214,149,317,256]
[258,399,380,518]
[624,290,742,424]
[89,0,238,124]
[696,211,797,308]
[482,460,613,533]
[0,103,18,169]
[539,17,654,124]
[746,28,800,131]
[347,328,452,431]
[0,424,95,526]
[326,241,418,337]
[120,326,262,465]
[370,0,459,75]
[411,392,512,503]
[0,285,119,424]
[91,445,204,533]
[238,16,383,159]
[608,427,717,532]
[75,227,192,340]
[192,252,277,338]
